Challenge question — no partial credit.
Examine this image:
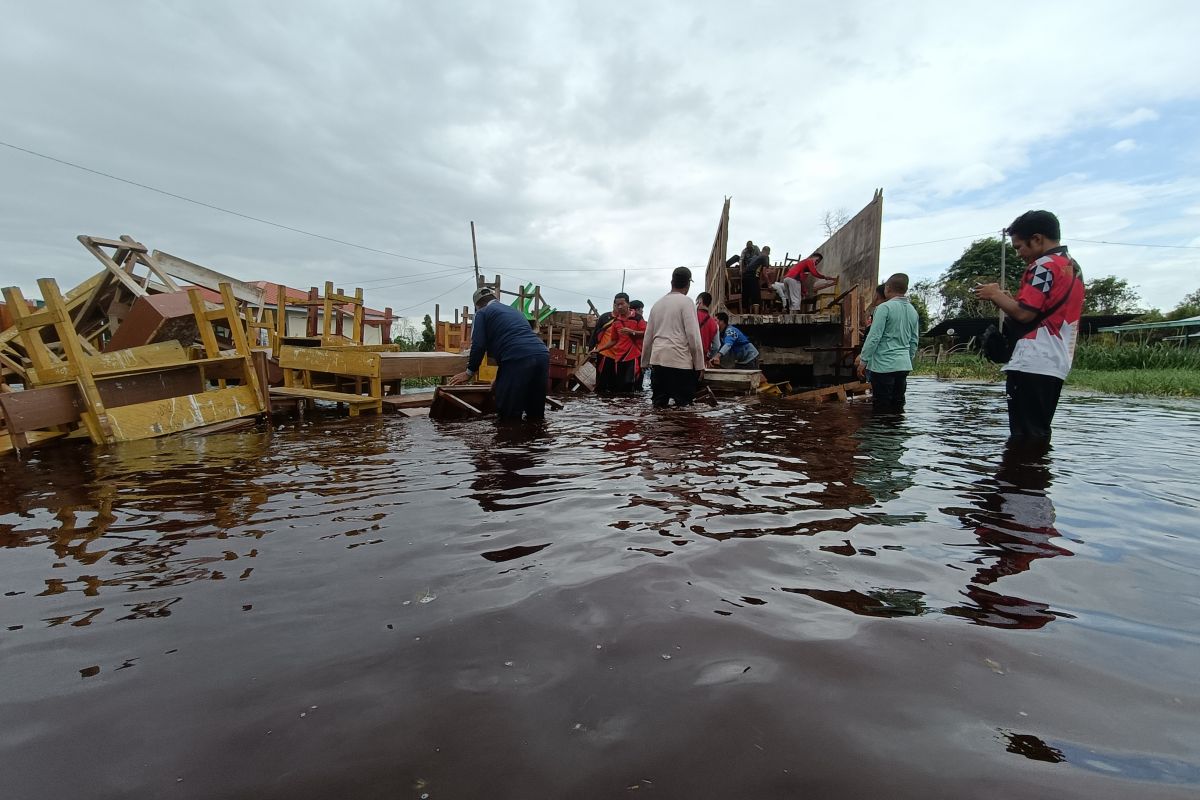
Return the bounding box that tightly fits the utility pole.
[470,221,480,286]
[998,228,1006,326]
[620,269,626,293]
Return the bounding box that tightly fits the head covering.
[671,266,693,286]
[472,286,495,306]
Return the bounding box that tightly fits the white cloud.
[1110,138,1138,153]
[1110,107,1160,129]
[0,1,1198,319]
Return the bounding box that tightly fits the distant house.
[1099,315,1200,344]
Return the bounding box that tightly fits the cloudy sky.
[2,1,1198,330]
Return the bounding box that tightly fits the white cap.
[472,286,495,306]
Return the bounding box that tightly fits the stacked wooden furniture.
[0,280,266,453]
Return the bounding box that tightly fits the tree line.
[910,237,1199,328]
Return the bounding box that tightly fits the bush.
[1072,341,1200,370]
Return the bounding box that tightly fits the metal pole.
[621,269,626,293]
[998,228,1006,327]
[470,221,480,286]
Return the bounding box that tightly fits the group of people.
[452,208,1083,443]
[730,240,837,313]
[854,209,1084,443]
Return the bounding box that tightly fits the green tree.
[1083,276,1142,314]
[937,237,1023,319]
[909,278,939,327]
[420,314,436,351]
[909,294,931,333]
[1165,287,1200,321]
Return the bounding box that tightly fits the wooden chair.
[2,279,266,446]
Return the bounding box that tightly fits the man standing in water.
[449,286,550,422]
[856,273,920,411]
[642,267,706,408]
[975,210,1084,441]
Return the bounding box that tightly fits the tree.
[1166,287,1200,321]
[420,314,436,351]
[936,237,1023,319]
[1083,276,1142,315]
[909,293,931,333]
[910,278,941,325]
[820,208,851,239]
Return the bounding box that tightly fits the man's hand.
[447,370,472,386]
[708,357,721,368]
[973,282,1007,303]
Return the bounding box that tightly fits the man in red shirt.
[695,291,720,360]
[975,210,1085,441]
[779,252,834,311]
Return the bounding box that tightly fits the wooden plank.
[105,384,262,441]
[1,429,68,455]
[398,407,430,418]
[150,250,266,307]
[96,365,205,408]
[0,383,83,433]
[381,393,434,409]
[31,341,189,384]
[269,387,379,405]
[433,389,484,417]
[78,235,149,299]
[378,351,467,380]
[279,345,381,378]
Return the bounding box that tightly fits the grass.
[1067,369,1200,397]
[911,351,1200,397]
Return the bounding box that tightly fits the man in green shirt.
[856,273,920,411]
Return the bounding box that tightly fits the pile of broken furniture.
[0,234,467,456]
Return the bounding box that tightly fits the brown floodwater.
[1,379,1198,799]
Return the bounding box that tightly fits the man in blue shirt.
[710,312,760,369]
[449,286,550,421]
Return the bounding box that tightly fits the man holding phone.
[974,210,1085,442]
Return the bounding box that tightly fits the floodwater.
[1,380,1198,799]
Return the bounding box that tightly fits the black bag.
[981,318,1035,364]
[980,266,1078,364]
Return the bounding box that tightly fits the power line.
[392,275,477,314]
[881,232,994,249]
[1071,237,1200,250]
[0,139,473,273]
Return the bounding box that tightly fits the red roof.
[186,281,390,321]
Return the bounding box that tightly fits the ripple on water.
[1,381,1199,798]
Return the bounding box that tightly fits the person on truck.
[781,252,835,312]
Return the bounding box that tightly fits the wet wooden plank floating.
[431,386,492,419]
[783,381,872,403]
[703,369,764,394]
[270,386,381,416]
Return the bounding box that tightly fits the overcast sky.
[2,1,1198,330]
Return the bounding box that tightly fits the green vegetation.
[912,342,1200,397]
[1073,341,1200,370]
[1067,369,1200,397]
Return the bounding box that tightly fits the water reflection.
[943,440,1075,629]
[2,382,1199,798]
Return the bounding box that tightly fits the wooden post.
[306,287,320,337]
[470,221,480,285]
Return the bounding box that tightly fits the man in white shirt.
[641,267,706,407]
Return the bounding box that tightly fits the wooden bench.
[269,386,381,416]
[278,345,383,415]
